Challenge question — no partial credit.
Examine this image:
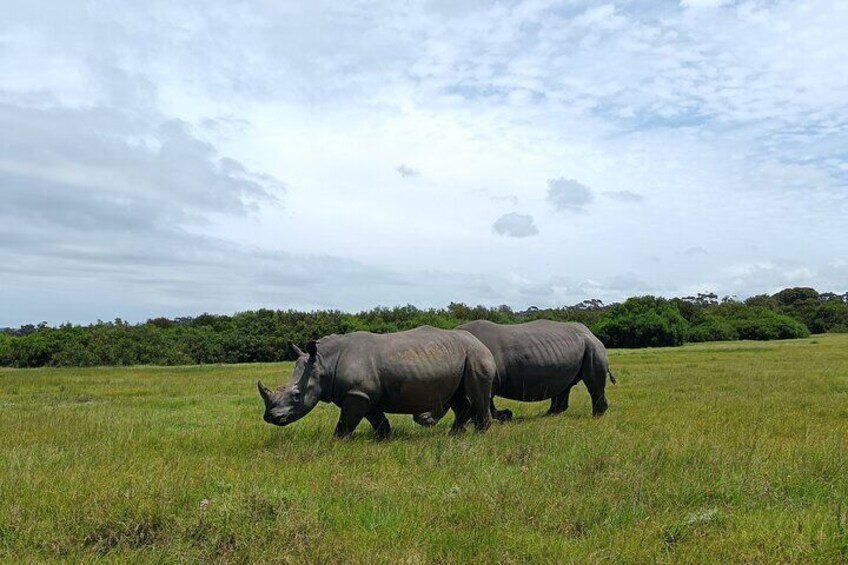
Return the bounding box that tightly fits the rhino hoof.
[414,415,438,427]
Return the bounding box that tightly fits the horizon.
[4,286,844,330]
[2,1,847,327]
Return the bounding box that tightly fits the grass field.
[1,335,847,563]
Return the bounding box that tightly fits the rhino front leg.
[490,399,513,422]
[548,382,576,415]
[334,393,371,439]
[413,402,449,427]
[366,410,392,441]
[413,412,439,427]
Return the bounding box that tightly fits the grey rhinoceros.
[258,326,495,439]
[413,319,615,426]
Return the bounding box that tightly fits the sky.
[1,0,847,326]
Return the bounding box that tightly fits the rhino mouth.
[263,412,290,426]
[259,380,289,426]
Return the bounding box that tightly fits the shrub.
[809,301,848,334]
[7,331,63,367]
[744,294,779,310]
[688,317,739,343]
[772,287,822,329]
[595,296,689,348]
[713,304,810,340]
[1,288,837,367]
[0,333,11,366]
[735,317,809,340]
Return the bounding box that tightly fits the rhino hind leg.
[591,394,608,416]
[334,393,371,439]
[456,382,492,433]
[448,393,492,433]
[581,351,609,417]
[366,410,392,441]
[447,394,473,434]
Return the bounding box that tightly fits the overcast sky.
[1,0,847,326]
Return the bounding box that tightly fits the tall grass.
[1,335,847,562]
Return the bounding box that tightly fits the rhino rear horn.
[258,380,273,404]
[291,342,306,358]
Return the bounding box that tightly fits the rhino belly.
[376,366,464,414]
[497,364,578,401]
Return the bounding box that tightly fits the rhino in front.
[414,320,615,426]
[258,326,495,439]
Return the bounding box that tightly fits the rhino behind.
[414,319,615,425]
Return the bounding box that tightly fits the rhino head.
[258,340,325,427]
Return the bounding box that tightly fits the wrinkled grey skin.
[258,326,495,439]
[413,320,615,426]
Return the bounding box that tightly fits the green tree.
[595,296,689,348]
[772,287,821,328]
[810,301,848,333]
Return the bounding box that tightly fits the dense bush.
[744,294,779,310]
[1,286,844,367]
[809,300,848,334]
[735,317,809,340]
[773,287,822,330]
[687,316,739,343]
[0,333,12,366]
[595,296,689,348]
[717,305,811,340]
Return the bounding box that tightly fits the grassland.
[1,334,847,563]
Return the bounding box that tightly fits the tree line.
[1,287,846,368]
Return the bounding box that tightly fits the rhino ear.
[291,342,306,358]
[306,339,318,359]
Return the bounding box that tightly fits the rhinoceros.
[258,326,495,439]
[413,319,615,426]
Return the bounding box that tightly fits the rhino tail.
[607,368,617,385]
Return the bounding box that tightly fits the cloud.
[720,261,818,294]
[546,178,594,213]
[0,104,281,227]
[472,189,519,205]
[758,161,836,192]
[680,0,733,8]
[602,190,644,203]
[492,213,539,238]
[0,225,506,324]
[0,98,291,324]
[2,0,847,324]
[489,194,520,205]
[397,164,420,178]
[572,5,624,30]
[678,259,848,302]
[605,272,655,292]
[684,247,709,257]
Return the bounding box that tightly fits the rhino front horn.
[258,380,273,403]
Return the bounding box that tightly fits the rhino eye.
[291,389,301,403]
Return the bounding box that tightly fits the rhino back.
[458,320,588,401]
[334,327,469,414]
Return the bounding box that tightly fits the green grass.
[1,335,847,563]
